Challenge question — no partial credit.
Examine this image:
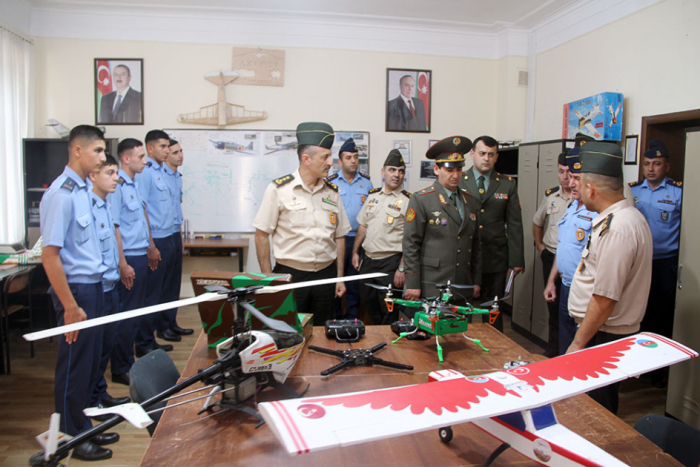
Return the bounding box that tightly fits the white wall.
[533,0,700,181]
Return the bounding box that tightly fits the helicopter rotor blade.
[23,293,226,342]
[479,294,511,308]
[254,272,386,294]
[205,285,232,294]
[238,302,297,334]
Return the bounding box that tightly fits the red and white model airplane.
[260,333,696,466]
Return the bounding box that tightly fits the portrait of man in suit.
[96,62,143,125]
[386,70,431,132]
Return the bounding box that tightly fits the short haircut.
[297,144,316,161]
[114,64,131,76]
[68,125,104,150]
[472,135,498,149]
[145,130,170,145]
[169,139,179,147]
[100,153,119,169]
[117,138,143,158]
[582,172,623,194]
[399,75,414,86]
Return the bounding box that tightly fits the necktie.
[451,192,462,220]
[408,99,416,118]
[477,175,485,199]
[112,94,123,121]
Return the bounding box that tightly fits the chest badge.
[361,195,366,203]
[429,219,435,225]
[387,215,395,225]
[406,208,416,223]
[576,229,585,241]
[661,211,669,221]
[470,213,476,221]
[329,213,336,225]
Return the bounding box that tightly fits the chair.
[1,267,35,374]
[634,414,700,467]
[129,349,181,436]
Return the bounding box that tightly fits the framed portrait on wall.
[386,68,431,133]
[624,135,638,165]
[95,58,144,125]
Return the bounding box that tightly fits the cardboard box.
[562,92,623,141]
[190,271,301,347]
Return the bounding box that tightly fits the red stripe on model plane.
[271,401,309,454]
[641,333,698,358]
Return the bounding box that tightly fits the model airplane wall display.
[260,333,697,466]
[177,70,268,127]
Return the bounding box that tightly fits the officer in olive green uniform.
[403,136,482,307]
[459,135,524,331]
[253,122,351,325]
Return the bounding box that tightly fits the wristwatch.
[398,265,405,272]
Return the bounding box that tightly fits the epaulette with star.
[669,180,683,188]
[327,173,339,181]
[545,186,560,196]
[401,189,412,198]
[60,178,77,192]
[369,187,381,194]
[118,177,125,185]
[324,179,339,192]
[600,213,614,236]
[629,181,641,187]
[358,172,370,180]
[418,186,435,196]
[273,174,294,187]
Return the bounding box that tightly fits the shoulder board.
[418,186,436,196]
[545,186,560,196]
[669,180,683,188]
[401,189,412,198]
[60,177,77,192]
[118,177,125,185]
[628,181,641,187]
[273,174,294,187]
[567,200,574,208]
[145,161,152,167]
[358,173,370,180]
[324,179,339,192]
[369,187,381,194]
[327,173,339,181]
[507,175,514,182]
[600,213,614,236]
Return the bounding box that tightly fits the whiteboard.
[165,129,370,233]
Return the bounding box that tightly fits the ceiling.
[26,0,581,31]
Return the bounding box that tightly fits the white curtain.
[0,26,34,244]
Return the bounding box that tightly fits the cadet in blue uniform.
[630,140,682,386]
[327,138,373,319]
[110,139,153,384]
[87,154,131,415]
[134,130,176,356]
[544,146,598,354]
[159,139,193,338]
[40,125,118,460]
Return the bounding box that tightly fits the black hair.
[68,125,105,149]
[113,64,131,76]
[100,153,119,169]
[117,138,143,158]
[145,130,171,145]
[169,139,179,147]
[472,135,498,149]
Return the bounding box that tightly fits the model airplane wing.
[584,122,600,138]
[259,333,696,455]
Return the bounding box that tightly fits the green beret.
[580,142,623,177]
[296,122,335,149]
[384,149,405,168]
[426,136,472,168]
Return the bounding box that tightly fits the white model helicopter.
[24,272,386,466]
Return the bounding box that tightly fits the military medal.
[429,219,435,225]
[322,196,337,206]
[470,213,476,221]
[329,213,336,224]
[576,229,584,241]
[661,211,669,221]
[406,208,416,223]
[387,215,395,225]
[397,199,403,205]
[441,218,448,226]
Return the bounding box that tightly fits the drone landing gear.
[199,372,310,428]
[437,427,510,467]
[309,342,413,375]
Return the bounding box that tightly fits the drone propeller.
[363,283,403,293]
[24,273,387,342]
[479,294,511,308]
[427,281,476,290]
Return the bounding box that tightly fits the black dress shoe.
[111,373,130,386]
[93,432,120,446]
[90,403,112,422]
[153,341,174,352]
[170,324,194,336]
[72,441,112,461]
[102,393,130,407]
[156,329,182,342]
[135,346,153,358]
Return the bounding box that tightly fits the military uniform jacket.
[356,187,411,260]
[402,181,482,298]
[460,167,524,274]
[532,185,572,253]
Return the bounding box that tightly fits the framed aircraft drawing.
[95,58,144,125]
[386,68,431,133]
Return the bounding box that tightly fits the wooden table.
[183,238,249,272]
[141,325,680,466]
